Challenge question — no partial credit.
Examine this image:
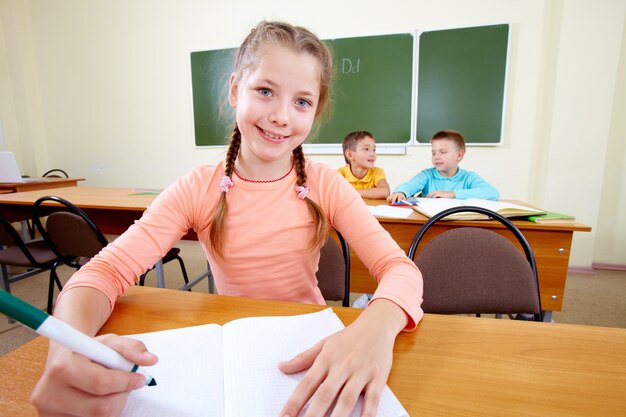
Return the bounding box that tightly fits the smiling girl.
[31,21,423,417]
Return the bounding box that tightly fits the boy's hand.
[426,190,455,198]
[386,192,406,203]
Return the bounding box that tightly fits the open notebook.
[412,198,544,220]
[120,309,408,417]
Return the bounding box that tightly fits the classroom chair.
[408,206,542,321]
[316,231,351,307]
[32,196,190,303]
[22,168,71,240]
[0,213,62,314]
[201,231,351,304]
[42,169,69,178]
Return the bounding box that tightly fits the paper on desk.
[368,205,414,219]
[120,309,408,417]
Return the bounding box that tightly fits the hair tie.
[295,185,310,200]
[220,175,234,193]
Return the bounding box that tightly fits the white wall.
[594,8,626,267]
[1,0,624,267]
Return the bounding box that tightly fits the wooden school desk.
[0,177,84,193]
[1,286,625,417]
[0,186,202,288]
[0,189,591,319]
[0,186,156,234]
[348,199,592,321]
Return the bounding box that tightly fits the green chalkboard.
[190,48,236,147]
[310,34,413,144]
[416,24,509,144]
[190,33,414,146]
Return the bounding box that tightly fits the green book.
[526,210,575,224]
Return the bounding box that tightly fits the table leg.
[542,310,553,322]
[155,260,165,288]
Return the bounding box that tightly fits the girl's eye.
[296,98,311,108]
[258,88,272,97]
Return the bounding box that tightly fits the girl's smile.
[228,45,320,180]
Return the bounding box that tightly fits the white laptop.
[0,151,41,183]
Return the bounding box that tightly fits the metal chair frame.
[33,195,189,293]
[408,205,542,321]
[0,214,62,313]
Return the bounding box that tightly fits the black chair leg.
[138,255,189,290]
[47,268,58,314]
[47,265,64,314]
[175,256,190,291]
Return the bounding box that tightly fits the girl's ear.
[228,73,238,107]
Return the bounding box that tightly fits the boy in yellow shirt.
[337,130,390,199]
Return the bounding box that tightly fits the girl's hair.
[342,130,374,164]
[431,129,466,152]
[210,21,333,257]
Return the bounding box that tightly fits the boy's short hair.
[431,129,466,152]
[342,130,374,164]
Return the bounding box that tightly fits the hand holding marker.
[0,290,156,386]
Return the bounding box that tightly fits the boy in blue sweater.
[387,129,499,203]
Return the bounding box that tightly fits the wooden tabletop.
[0,186,157,211]
[0,189,590,233]
[1,286,625,416]
[0,177,84,193]
[363,198,592,232]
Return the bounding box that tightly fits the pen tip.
[148,378,157,386]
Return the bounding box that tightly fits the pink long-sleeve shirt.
[60,160,423,329]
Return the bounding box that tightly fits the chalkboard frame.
[415,24,510,145]
[189,24,510,150]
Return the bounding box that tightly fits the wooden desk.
[0,190,591,317]
[0,177,84,193]
[348,199,591,318]
[0,186,157,235]
[0,187,201,289]
[1,286,625,417]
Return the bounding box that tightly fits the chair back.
[33,196,109,264]
[42,169,69,178]
[316,232,350,307]
[408,206,542,320]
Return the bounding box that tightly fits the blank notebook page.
[120,324,224,417]
[118,309,408,417]
[221,308,408,417]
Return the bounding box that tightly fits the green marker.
[0,290,156,386]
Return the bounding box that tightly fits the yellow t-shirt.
[337,165,386,190]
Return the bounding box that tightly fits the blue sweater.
[394,167,499,200]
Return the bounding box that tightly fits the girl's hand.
[278,299,407,417]
[31,334,158,417]
[386,192,406,204]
